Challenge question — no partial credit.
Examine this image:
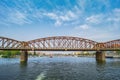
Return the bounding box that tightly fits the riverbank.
[106,55,120,58]
[0,50,20,58]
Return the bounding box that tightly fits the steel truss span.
[0,37,22,49]
[0,36,120,51]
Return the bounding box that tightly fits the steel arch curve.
[27,36,98,50]
[0,36,22,49]
[0,36,120,51]
[104,39,120,49]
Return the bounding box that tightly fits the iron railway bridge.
[0,36,120,63]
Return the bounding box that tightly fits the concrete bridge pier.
[20,50,28,64]
[96,51,106,62]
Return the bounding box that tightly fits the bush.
[0,50,20,58]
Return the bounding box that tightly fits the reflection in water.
[20,62,28,68]
[0,57,120,80]
[96,60,106,80]
[96,60,106,66]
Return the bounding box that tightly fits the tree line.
[0,50,20,58]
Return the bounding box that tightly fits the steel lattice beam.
[0,36,120,51]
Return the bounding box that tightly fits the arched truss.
[0,36,120,51]
[27,36,98,50]
[104,39,120,49]
[0,37,22,49]
[93,39,120,49]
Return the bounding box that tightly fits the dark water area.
[0,57,120,80]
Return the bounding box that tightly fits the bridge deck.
[0,48,120,51]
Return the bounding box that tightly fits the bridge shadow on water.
[96,60,106,66]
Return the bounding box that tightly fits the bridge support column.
[96,51,105,62]
[20,50,28,64]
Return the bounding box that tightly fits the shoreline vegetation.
[0,51,120,58]
[0,51,95,58]
[0,50,21,58]
[0,50,37,58]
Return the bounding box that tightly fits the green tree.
[116,51,120,55]
[0,50,20,58]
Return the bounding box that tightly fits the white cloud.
[107,17,120,22]
[0,1,82,26]
[76,0,86,11]
[44,12,61,26]
[107,8,120,22]
[74,8,120,41]
[44,10,78,26]
[7,11,31,25]
[86,15,102,24]
[59,11,77,21]
[75,24,90,30]
[55,20,62,26]
[67,11,77,19]
[84,8,120,31]
[45,13,58,20]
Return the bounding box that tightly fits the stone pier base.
[20,50,28,64]
[96,51,105,62]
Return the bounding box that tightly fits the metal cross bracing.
[0,36,120,51]
[0,37,22,50]
[27,36,98,51]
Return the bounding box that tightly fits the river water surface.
[0,56,120,80]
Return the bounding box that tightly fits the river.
[0,56,120,80]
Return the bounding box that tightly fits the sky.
[0,0,120,42]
